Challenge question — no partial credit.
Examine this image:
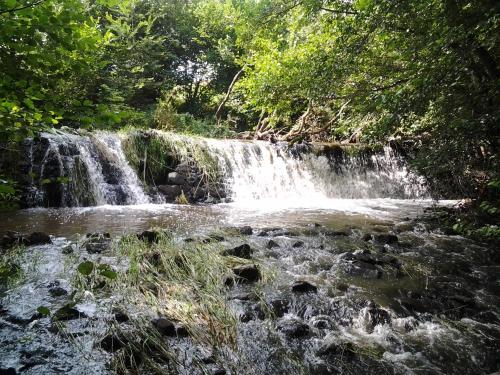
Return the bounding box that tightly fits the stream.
[0,133,498,374]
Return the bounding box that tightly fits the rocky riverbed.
[1,206,498,375]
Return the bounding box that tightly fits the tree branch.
[0,0,45,15]
[215,64,247,124]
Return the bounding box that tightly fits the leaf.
[77,261,94,276]
[37,306,51,316]
[98,264,117,280]
[5,0,16,8]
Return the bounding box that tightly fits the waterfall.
[20,131,427,208]
[26,132,149,207]
[198,138,427,205]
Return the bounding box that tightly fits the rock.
[222,244,252,259]
[137,230,163,244]
[158,185,182,200]
[100,333,125,353]
[84,233,111,253]
[343,261,382,279]
[317,340,356,359]
[292,240,304,248]
[237,226,253,235]
[175,325,189,337]
[26,232,52,245]
[167,172,186,185]
[0,368,16,375]
[266,240,280,249]
[276,317,311,338]
[310,315,335,330]
[53,304,83,321]
[367,308,391,329]
[269,299,288,318]
[113,309,129,323]
[373,233,398,244]
[240,304,265,322]
[0,231,25,248]
[232,264,260,283]
[362,233,373,241]
[152,318,176,336]
[62,244,75,254]
[49,286,68,297]
[292,280,318,294]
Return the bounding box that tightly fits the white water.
[185,136,428,208]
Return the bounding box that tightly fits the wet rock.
[62,244,75,254]
[240,303,265,322]
[229,292,258,301]
[113,308,130,323]
[26,231,52,245]
[211,369,226,375]
[0,231,25,248]
[276,317,311,338]
[49,286,68,297]
[137,229,164,244]
[84,233,111,253]
[208,234,225,242]
[266,240,280,249]
[269,299,289,318]
[152,318,176,336]
[367,308,391,329]
[175,325,189,337]
[168,172,185,185]
[0,368,16,375]
[237,226,253,235]
[53,304,83,321]
[222,244,252,259]
[362,233,373,241]
[292,240,304,248]
[343,261,382,279]
[100,333,125,353]
[373,233,398,244]
[317,339,356,359]
[158,185,182,200]
[232,264,261,283]
[292,280,318,294]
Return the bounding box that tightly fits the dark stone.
[176,325,189,337]
[269,299,288,318]
[152,318,176,336]
[367,308,391,330]
[184,237,195,243]
[158,185,182,200]
[100,333,125,353]
[292,280,318,294]
[276,317,311,338]
[362,233,373,241]
[113,309,129,323]
[222,244,252,259]
[240,304,265,322]
[266,240,280,249]
[237,226,253,235]
[53,304,82,321]
[292,241,304,248]
[344,261,383,279]
[317,341,356,359]
[84,233,111,253]
[26,232,52,245]
[62,244,75,254]
[373,233,398,244]
[167,172,186,185]
[232,264,261,283]
[212,369,226,375]
[310,315,334,330]
[1,231,25,248]
[137,230,163,244]
[0,368,16,375]
[49,286,68,297]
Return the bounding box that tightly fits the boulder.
[49,286,68,297]
[292,280,318,294]
[266,240,280,249]
[137,230,164,244]
[158,185,182,200]
[237,226,253,235]
[84,233,111,253]
[167,172,186,185]
[292,240,304,248]
[53,304,83,321]
[276,317,311,338]
[222,244,252,259]
[373,233,398,244]
[232,264,260,283]
[26,232,52,245]
[152,318,176,336]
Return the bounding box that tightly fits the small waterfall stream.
[22,131,427,208]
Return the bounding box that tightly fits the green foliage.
[0,176,19,209]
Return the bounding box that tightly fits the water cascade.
[17,131,427,208]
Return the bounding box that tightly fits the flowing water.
[0,132,498,375]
